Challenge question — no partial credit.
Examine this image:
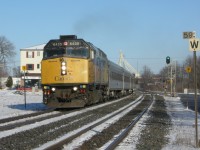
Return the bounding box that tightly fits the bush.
[6,76,13,89]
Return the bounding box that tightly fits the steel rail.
[0,108,54,124]
[43,95,144,150]
[105,94,154,150]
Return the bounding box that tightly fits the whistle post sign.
[189,38,200,51]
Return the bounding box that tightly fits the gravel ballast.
[136,95,172,149]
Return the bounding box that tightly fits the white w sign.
[189,38,200,51]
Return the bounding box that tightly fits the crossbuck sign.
[189,38,200,51]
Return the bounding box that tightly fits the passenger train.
[41,35,135,108]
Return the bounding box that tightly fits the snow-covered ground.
[0,90,48,119]
[163,96,200,149]
[116,95,200,149]
[0,90,200,149]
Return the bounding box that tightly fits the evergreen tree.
[6,76,13,89]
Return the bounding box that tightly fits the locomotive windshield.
[43,47,89,59]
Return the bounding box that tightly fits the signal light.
[166,56,170,64]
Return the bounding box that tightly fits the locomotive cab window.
[43,47,89,59]
[66,47,89,58]
[44,49,65,58]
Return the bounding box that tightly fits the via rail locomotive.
[41,35,135,108]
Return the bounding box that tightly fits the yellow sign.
[22,66,26,71]
[185,66,191,73]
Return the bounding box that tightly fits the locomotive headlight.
[62,62,66,66]
[62,70,66,74]
[51,87,56,92]
[73,86,78,91]
[61,61,67,75]
[61,66,66,70]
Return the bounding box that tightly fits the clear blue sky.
[0,0,199,74]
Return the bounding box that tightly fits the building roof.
[21,43,46,50]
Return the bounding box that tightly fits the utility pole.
[173,60,176,96]
[170,65,172,96]
[181,65,184,93]
[194,50,198,147]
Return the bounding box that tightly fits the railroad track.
[40,94,153,150]
[0,108,54,124]
[0,109,59,132]
[0,94,144,150]
[0,96,138,150]
[105,94,153,150]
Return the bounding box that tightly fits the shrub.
[6,76,13,89]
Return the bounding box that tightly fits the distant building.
[20,44,46,88]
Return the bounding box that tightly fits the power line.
[110,57,186,60]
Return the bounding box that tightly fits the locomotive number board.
[51,40,82,47]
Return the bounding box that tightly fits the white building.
[20,44,46,88]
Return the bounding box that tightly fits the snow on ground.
[0,89,48,119]
[163,96,200,150]
[0,90,200,149]
[116,95,200,150]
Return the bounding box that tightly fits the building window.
[37,51,40,56]
[26,51,34,58]
[26,64,34,70]
[37,64,40,69]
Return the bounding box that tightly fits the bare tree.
[159,66,168,81]
[158,55,200,92]
[0,36,15,63]
[184,56,200,88]
[12,66,21,77]
[141,65,154,90]
[0,36,15,77]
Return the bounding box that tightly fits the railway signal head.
[166,56,170,64]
